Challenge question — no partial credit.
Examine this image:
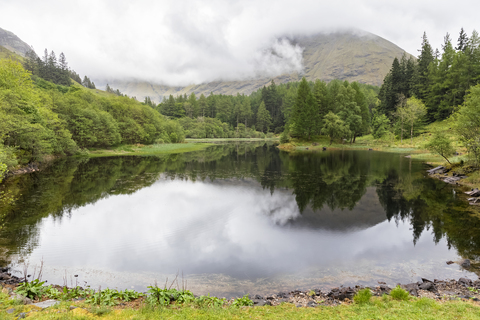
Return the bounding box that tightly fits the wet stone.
[32,299,59,309]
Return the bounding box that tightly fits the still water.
[1,142,479,297]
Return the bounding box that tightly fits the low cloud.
[1,0,479,86]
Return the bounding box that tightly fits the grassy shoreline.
[84,142,215,158]
[3,285,480,319]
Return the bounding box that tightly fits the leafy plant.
[119,289,143,302]
[15,279,45,300]
[468,287,479,294]
[146,285,194,306]
[231,294,253,307]
[390,286,410,301]
[196,294,226,308]
[353,288,372,304]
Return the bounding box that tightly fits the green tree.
[290,77,317,139]
[256,101,272,133]
[321,112,349,145]
[404,97,427,143]
[455,84,480,163]
[425,131,455,164]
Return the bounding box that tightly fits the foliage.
[321,112,349,144]
[15,279,46,300]
[353,288,372,304]
[231,294,253,307]
[195,294,226,308]
[371,112,390,139]
[425,131,455,164]
[390,285,410,301]
[455,84,480,164]
[146,285,195,306]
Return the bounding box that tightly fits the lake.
[1,142,479,297]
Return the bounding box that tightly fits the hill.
[108,30,412,102]
[0,27,32,57]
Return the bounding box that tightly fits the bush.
[266,132,274,138]
[155,138,164,144]
[390,286,409,301]
[280,130,290,144]
[231,294,253,307]
[353,288,372,304]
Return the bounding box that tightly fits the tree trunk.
[411,123,413,144]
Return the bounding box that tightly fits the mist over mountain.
[106,30,411,102]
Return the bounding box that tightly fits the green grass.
[85,143,214,158]
[280,120,465,166]
[3,296,480,319]
[185,138,279,143]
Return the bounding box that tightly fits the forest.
[2,27,480,179]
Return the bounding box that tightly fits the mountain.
[109,30,412,102]
[0,27,32,57]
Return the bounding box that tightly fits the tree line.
[0,60,185,171]
[150,79,377,141]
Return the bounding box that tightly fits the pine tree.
[290,77,317,139]
[417,32,434,102]
[256,101,272,133]
[456,27,469,52]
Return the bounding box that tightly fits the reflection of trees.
[376,167,480,260]
[3,143,480,265]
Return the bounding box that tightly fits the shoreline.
[2,262,480,308]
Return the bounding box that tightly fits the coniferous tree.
[417,32,435,102]
[457,27,469,52]
[256,101,272,133]
[290,77,317,139]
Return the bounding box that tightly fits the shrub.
[353,288,372,304]
[231,294,253,307]
[280,130,290,144]
[390,285,409,301]
[266,132,274,139]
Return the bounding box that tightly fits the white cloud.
[1,0,479,86]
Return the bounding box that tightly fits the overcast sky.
[1,0,479,86]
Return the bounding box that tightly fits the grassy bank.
[185,138,279,143]
[3,291,480,319]
[279,120,467,166]
[84,143,215,158]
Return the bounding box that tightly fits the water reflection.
[1,143,479,296]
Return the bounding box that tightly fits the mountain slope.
[0,27,32,57]
[109,30,411,102]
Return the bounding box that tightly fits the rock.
[264,300,272,306]
[252,294,263,300]
[419,282,436,292]
[327,287,355,301]
[10,294,32,305]
[32,299,59,309]
[368,148,373,151]
[465,189,480,197]
[458,278,473,287]
[6,308,15,314]
[427,166,445,174]
[443,176,461,184]
[322,147,327,151]
[70,306,77,310]
[313,289,322,296]
[307,301,317,307]
[252,299,266,306]
[401,283,419,297]
[461,259,471,268]
[17,312,27,319]
[306,148,309,150]
[379,285,391,294]
[276,292,290,299]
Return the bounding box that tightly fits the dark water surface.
[1,142,480,297]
